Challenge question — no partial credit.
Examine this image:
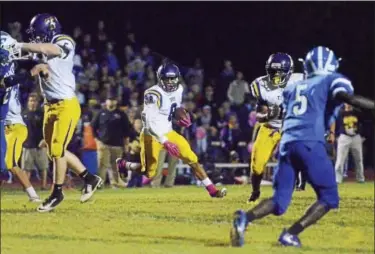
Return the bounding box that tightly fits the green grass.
[1,183,374,254]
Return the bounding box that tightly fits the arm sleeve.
[3,72,33,88]
[330,76,354,98]
[249,80,262,100]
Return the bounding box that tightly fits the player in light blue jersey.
[0,32,48,200]
[230,46,375,248]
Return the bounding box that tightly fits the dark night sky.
[1,2,374,97]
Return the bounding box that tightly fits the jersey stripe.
[251,81,261,99]
[144,90,162,108]
[54,35,76,47]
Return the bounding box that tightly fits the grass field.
[1,183,374,254]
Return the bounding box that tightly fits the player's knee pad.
[319,187,340,209]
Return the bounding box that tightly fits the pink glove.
[163,141,180,157]
[177,114,192,127]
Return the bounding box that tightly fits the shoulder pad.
[144,89,162,108]
[52,34,76,48]
[250,77,265,99]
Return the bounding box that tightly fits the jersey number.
[168,103,177,122]
[293,84,308,116]
[1,88,11,105]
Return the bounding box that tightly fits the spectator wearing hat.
[91,92,132,188]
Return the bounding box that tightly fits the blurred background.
[1,2,374,188]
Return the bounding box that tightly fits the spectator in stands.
[8,22,23,42]
[214,107,227,131]
[97,20,108,45]
[227,71,250,111]
[92,93,132,188]
[124,45,135,64]
[237,94,257,141]
[220,113,243,158]
[76,83,86,106]
[126,32,138,51]
[185,58,204,87]
[72,26,84,49]
[21,94,49,190]
[129,55,146,86]
[104,42,120,74]
[218,60,236,104]
[141,45,154,67]
[145,65,157,86]
[199,85,217,109]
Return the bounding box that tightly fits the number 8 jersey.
[142,84,184,143]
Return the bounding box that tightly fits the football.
[174,107,188,120]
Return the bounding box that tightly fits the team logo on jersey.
[170,97,176,102]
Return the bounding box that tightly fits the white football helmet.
[0,31,31,61]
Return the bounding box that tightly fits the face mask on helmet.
[0,31,30,61]
[161,76,179,92]
[267,68,290,86]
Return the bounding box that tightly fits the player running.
[230,46,375,247]
[14,14,102,212]
[0,31,45,201]
[248,53,303,203]
[116,63,227,198]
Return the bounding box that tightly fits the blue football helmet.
[303,46,339,77]
[26,13,62,43]
[157,63,180,92]
[265,53,294,87]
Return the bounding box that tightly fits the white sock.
[25,186,38,199]
[201,178,213,187]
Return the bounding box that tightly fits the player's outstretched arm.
[16,42,61,57]
[1,65,46,88]
[336,92,375,110]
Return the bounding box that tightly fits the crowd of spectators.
[5,19,371,188]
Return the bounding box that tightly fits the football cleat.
[230,210,248,247]
[247,191,260,204]
[278,229,302,247]
[211,188,227,198]
[37,193,64,213]
[80,175,103,203]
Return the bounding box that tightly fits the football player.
[13,14,102,212]
[230,46,375,247]
[116,63,227,198]
[247,53,304,203]
[0,31,46,202]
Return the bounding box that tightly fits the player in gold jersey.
[14,14,102,212]
[248,53,303,204]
